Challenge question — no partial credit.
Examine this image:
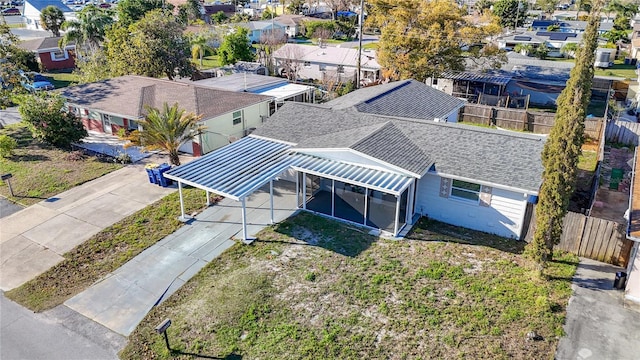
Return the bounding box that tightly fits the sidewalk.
[0,160,176,291]
[556,258,640,360]
[64,182,298,336]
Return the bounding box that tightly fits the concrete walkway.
[556,258,640,360]
[0,162,175,291]
[64,182,298,336]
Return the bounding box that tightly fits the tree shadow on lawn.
[8,154,50,162]
[265,212,377,257]
[169,349,242,359]
[405,218,526,255]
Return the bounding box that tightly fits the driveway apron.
[556,258,640,360]
[0,164,174,291]
[64,183,298,336]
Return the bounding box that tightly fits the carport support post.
[206,190,210,207]
[178,181,186,220]
[394,194,401,237]
[241,197,248,243]
[270,179,274,224]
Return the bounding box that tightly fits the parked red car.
[1,7,21,15]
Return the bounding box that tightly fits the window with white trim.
[337,65,344,73]
[450,179,481,202]
[128,119,139,130]
[51,50,68,61]
[303,61,311,68]
[232,111,242,125]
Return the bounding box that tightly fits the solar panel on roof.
[514,36,532,41]
[549,33,569,40]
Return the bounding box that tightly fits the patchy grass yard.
[578,150,598,172]
[122,213,577,360]
[5,188,216,312]
[0,123,122,206]
[43,71,79,89]
[192,55,221,70]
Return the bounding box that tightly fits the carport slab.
[0,205,59,241]
[64,193,145,228]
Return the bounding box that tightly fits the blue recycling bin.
[155,163,173,187]
[145,168,157,184]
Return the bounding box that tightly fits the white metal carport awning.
[290,154,415,196]
[164,136,294,201]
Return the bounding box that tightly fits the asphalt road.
[0,293,125,360]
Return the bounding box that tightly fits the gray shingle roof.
[253,102,545,192]
[60,75,272,120]
[324,80,465,121]
[26,0,72,12]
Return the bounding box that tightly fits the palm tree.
[60,5,114,57]
[190,33,212,67]
[40,6,65,37]
[137,103,204,166]
[575,0,592,19]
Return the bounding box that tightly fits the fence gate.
[557,211,634,267]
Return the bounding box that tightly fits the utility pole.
[356,0,364,88]
[514,0,522,33]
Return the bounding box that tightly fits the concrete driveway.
[0,162,175,291]
[65,182,298,336]
[556,258,640,360]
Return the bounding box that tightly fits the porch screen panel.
[366,190,397,231]
[305,175,332,216]
[334,181,365,225]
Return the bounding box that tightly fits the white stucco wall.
[23,2,41,30]
[415,173,529,239]
[199,101,270,154]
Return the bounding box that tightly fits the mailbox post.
[155,318,172,351]
[1,173,13,197]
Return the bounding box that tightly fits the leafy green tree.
[211,11,228,24]
[492,0,528,28]
[40,5,65,37]
[218,27,255,65]
[536,0,559,15]
[287,0,305,14]
[561,42,578,58]
[73,49,112,83]
[475,0,493,13]
[132,103,204,165]
[0,21,38,108]
[261,7,274,20]
[229,12,251,23]
[575,0,592,19]
[116,0,166,26]
[18,93,87,149]
[60,5,114,57]
[535,43,549,59]
[367,0,503,81]
[603,29,629,43]
[303,20,336,38]
[525,0,604,270]
[613,14,631,31]
[177,0,202,24]
[105,10,194,79]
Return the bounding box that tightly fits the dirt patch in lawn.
[0,123,122,206]
[122,214,577,360]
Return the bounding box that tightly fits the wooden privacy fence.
[460,104,603,139]
[557,211,634,267]
[605,120,640,146]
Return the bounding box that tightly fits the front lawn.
[192,55,221,70]
[5,187,214,312]
[43,71,79,89]
[0,123,122,206]
[122,213,577,360]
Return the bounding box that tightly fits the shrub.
[0,134,17,158]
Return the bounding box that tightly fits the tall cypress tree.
[525,0,604,268]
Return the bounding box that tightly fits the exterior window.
[232,110,242,125]
[450,179,481,202]
[319,64,327,71]
[337,65,344,73]
[128,119,139,130]
[304,61,311,68]
[52,50,67,61]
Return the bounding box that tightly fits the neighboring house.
[23,0,73,31]
[165,83,545,241]
[203,4,236,23]
[18,36,75,71]
[59,75,273,155]
[273,14,327,37]
[273,43,381,85]
[231,20,287,43]
[498,31,586,57]
[530,20,613,34]
[323,79,465,123]
[188,72,315,110]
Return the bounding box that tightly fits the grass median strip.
[123,213,577,360]
[5,187,217,312]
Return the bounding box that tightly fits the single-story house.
[59,75,274,155]
[203,4,236,24]
[273,43,381,85]
[187,72,315,111]
[323,79,465,123]
[23,0,73,31]
[231,20,287,43]
[498,31,586,58]
[530,20,613,34]
[273,14,328,37]
[18,36,75,71]
[164,81,544,241]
